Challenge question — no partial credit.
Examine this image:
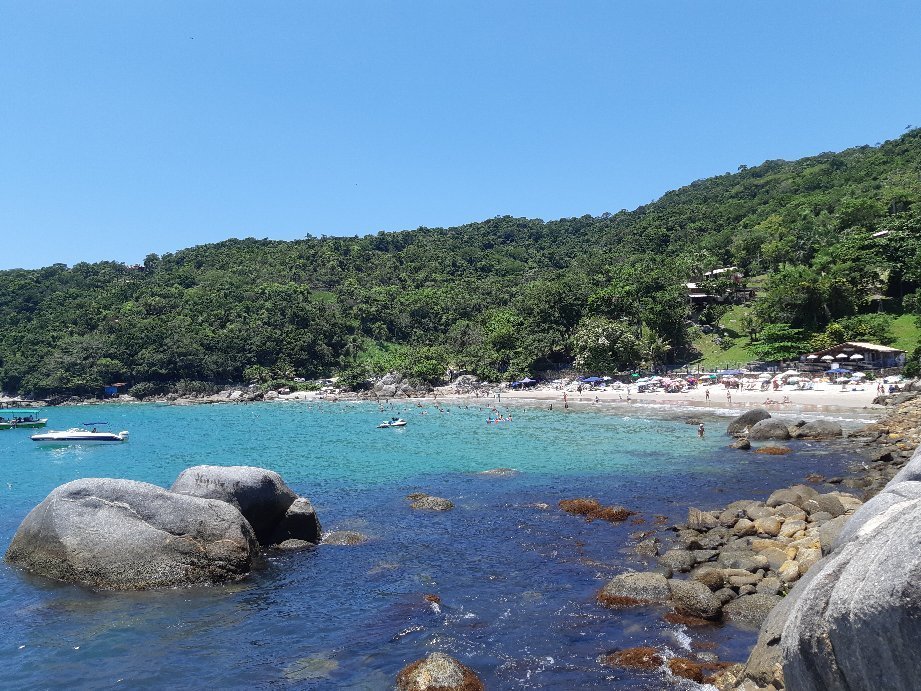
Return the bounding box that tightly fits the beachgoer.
[705,389,710,401]
[698,423,705,438]
[726,390,732,404]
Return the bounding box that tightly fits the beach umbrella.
[821,355,834,361]
[631,373,640,378]
[581,376,603,383]
[849,353,864,360]
[835,353,848,360]
[602,376,612,381]
[852,372,866,379]
[758,372,772,379]
[782,369,799,377]
[806,354,818,360]
[826,367,852,374]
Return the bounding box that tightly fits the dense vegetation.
[3,129,921,397]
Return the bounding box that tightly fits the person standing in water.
[698,423,705,438]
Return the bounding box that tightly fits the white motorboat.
[31,428,130,445]
[377,418,407,428]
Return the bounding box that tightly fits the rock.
[171,465,306,545]
[634,538,660,557]
[668,658,705,683]
[717,551,768,572]
[322,530,369,546]
[757,577,782,595]
[753,516,783,537]
[773,503,807,520]
[732,518,758,536]
[792,420,843,439]
[728,573,761,587]
[728,409,772,436]
[730,438,752,450]
[746,505,774,521]
[692,566,725,590]
[759,546,792,571]
[748,419,792,441]
[598,571,671,608]
[754,444,792,455]
[889,447,921,484]
[779,520,807,539]
[659,549,697,573]
[4,478,259,589]
[668,578,723,619]
[801,493,846,518]
[276,539,314,550]
[692,549,719,563]
[410,495,455,511]
[777,560,800,583]
[599,646,663,670]
[687,507,719,530]
[714,587,736,605]
[833,481,921,549]
[818,515,849,555]
[766,488,807,509]
[723,593,782,629]
[270,497,322,545]
[396,652,483,691]
[781,496,921,691]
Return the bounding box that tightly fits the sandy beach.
[469,383,882,413]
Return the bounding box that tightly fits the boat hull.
[0,420,48,430]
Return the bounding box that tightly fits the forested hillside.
[3,129,921,397]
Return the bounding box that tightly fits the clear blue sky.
[2,1,920,270]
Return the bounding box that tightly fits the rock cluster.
[723,386,921,690]
[726,409,843,442]
[367,372,433,399]
[5,466,321,590]
[605,486,861,638]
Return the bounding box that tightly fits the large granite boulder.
[727,408,771,436]
[889,446,921,484]
[781,497,921,690]
[171,465,320,545]
[832,480,921,550]
[4,478,258,589]
[792,419,843,439]
[748,419,792,441]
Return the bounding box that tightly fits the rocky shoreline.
[584,387,921,689]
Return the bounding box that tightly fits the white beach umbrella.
[782,369,799,377]
[835,353,848,360]
[806,354,818,360]
[821,355,834,361]
[852,372,866,379]
[849,353,864,360]
[758,373,772,379]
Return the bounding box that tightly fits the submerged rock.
[599,646,663,670]
[322,530,369,546]
[4,478,258,589]
[410,495,455,511]
[396,652,484,691]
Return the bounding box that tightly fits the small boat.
[31,427,130,445]
[377,417,407,428]
[0,409,48,430]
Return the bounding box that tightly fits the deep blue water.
[0,401,867,688]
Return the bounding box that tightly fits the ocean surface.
[0,401,871,689]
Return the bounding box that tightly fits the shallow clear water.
[0,401,864,688]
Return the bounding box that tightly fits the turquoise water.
[1,402,861,688]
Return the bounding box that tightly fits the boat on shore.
[377,418,407,428]
[0,409,48,430]
[31,428,129,445]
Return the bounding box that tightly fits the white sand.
[444,384,881,414]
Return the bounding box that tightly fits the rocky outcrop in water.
[4,478,259,589]
[396,652,484,691]
[171,465,321,545]
[727,409,772,436]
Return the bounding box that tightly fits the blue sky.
[1,1,920,269]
